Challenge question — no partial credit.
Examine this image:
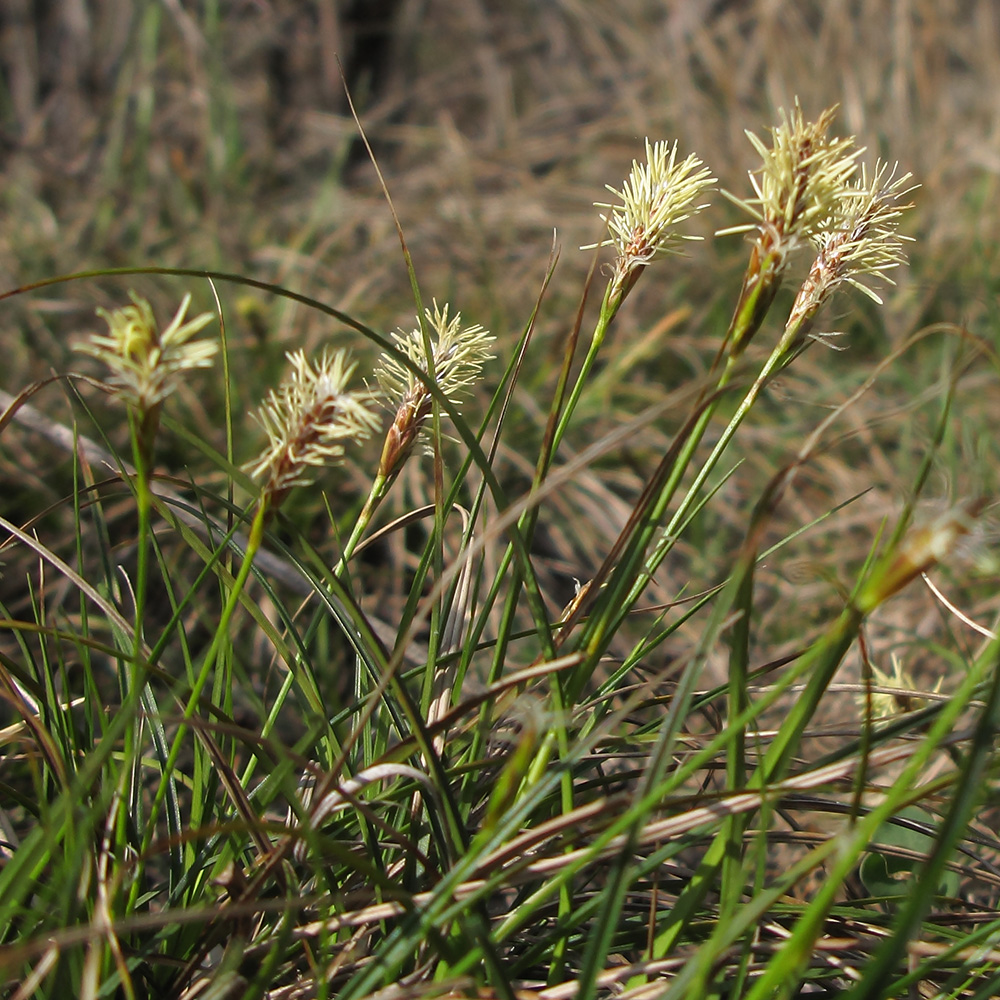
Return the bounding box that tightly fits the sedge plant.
[0,100,998,1000]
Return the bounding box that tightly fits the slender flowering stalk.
[516,143,714,801]
[333,302,493,577]
[580,127,904,697]
[248,348,380,516]
[784,161,916,348]
[567,113,856,642]
[555,140,713,452]
[75,291,216,885]
[645,161,916,621]
[720,103,862,358]
[584,139,715,305]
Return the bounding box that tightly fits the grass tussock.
[2,4,1000,999]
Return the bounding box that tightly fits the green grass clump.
[1,98,1000,1000]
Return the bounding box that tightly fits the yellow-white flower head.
[375,301,494,405]
[857,656,941,722]
[248,349,379,501]
[76,292,217,411]
[814,161,916,301]
[721,103,861,246]
[585,139,714,292]
[787,161,917,341]
[373,301,494,479]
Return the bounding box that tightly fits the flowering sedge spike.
[786,161,916,345]
[856,656,941,722]
[583,139,715,301]
[725,104,861,240]
[76,291,217,413]
[374,301,494,481]
[248,349,379,511]
[720,102,862,357]
[856,499,987,615]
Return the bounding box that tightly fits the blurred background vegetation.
[1,0,998,711]
[3,0,998,332]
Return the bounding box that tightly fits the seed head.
[76,292,217,412]
[248,349,379,506]
[584,139,714,297]
[856,499,986,614]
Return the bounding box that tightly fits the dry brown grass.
[2,2,997,306]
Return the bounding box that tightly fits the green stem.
[127,497,269,913]
[551,282,622,452]
[334,473,390,580]
[597,304,810,662]
[117,408,155,912]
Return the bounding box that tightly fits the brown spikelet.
[248,349,380,511]
[374,301,493,480]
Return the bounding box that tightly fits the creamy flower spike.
[722,103,861,245]
[584,139,714,298]
[77,292,217,411]
[374,301,494,480]
[858,656,941,722]
[812,162,915,301]
[249,348,379,505]
[718,103,864,358]
[785,161,916,345]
